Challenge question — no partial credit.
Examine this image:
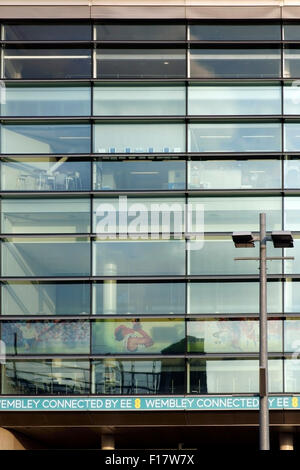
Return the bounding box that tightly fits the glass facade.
[0,19,300,399]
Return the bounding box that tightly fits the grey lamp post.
[232,213,294,451]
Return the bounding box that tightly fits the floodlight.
[271,231,294,248]
[232,232,255,248]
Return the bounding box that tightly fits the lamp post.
[232,213,294,451]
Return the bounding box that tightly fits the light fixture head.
[232,232,255,248]
[271,231,294,248]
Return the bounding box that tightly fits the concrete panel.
[0,6,90,19]
[186,6,281,19]
[91,6,186,19]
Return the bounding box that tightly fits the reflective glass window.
[92,318,185,355]
[284,319,300,353]
[96,23,186,41]
[94,122,185,154]
[189,23,281,41]
[188,236,282,276]
[94,359,185,395]
[188,281,282,314]
[93,238,185,276]
[97,48,186,79]
[189,359,283,394]
[4,23,92,41]
[1,282,90,316]
[94,159,185,191]
[187,319,282,354]
[285,359,300,392]
[285,280,300,313]
[189,123,282,153]
[284,24,300,41]
[1,158,91,192]
[188,159,281,190]
[94,84,185,116]
[4,47,92,80]
[1,198,90,234]
[1,84,91,117]
[2,237,90,277]
[188,84,281,116]
[284,47,300,78]
[284,197,300,231]
[190,48,281,79]
[1,123,91,154]
[283,83,300,115]
[284,123,300,152]
[2,360,90,395]
[284,237,300,275]
[285,158,300,189]
[2,320,90,355]
[93,282,185,315]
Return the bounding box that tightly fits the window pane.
[93,197,185,235]
[188,236,282,275]
[284,123,300,152]
[93,282,185,315]
[283,83,300,115]
[96,23,186,41]
[190,359,283,394]
[187,319,282,353]
[2,360,90,395]
[284,24,300,41]
[188,84,281,116]
[285,359,300,392]
[188,281,282,314]
[1,158,91,191]
[1,123,91,154]
[1,84,91,117]
[4,23,91,41]
[2,282,90,316]
[2,321,90,355]
[190,48,281,79]
[93,238,185,276]
[97,48,186,79]
[189,196,281,232]
[93,84,185,116]
[94,122,185,154]
[285,280,300,313]
[94,159,185,191]
[284,237,300,275]
[2,198,90,234]
[188,123,281,153]
[285,158,300,189]
[284,197,300,231]
[284,319,300,353]
[4,48,92,80]
[188,159,281,190]
[92,318,185,355]
[2,237,90,277]
[284,47,300,78]
[94,359,185,395]
[189,23,281,41]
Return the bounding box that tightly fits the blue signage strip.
[0,396,299,411]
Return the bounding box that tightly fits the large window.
[284,47,300,78]
[1,84,91,117]
[1,158,91,192]
[96,23,186,41]
[94,359,185,395]
[189,23,281,41]
[284,123,300,152]
[1,198,90,234]
[285,280,300,313]
[188,84,281,116]
[284,319,300,353]
[4,23,92,41]
[93,84,185,116]
[284,237,300,275]
[188,122,282,153]
[94,122,185,154]
[93,282,185,315]
[1,282,90,316]
[92,318,185,355]
[94,159,185,191]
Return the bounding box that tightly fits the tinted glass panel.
[190,48,281,79]
[94,359,185,395]
[1,123,91,154]
[188,159,281,190]
[97,24,186,41]
[2,321,89,355]
[284,123,300,152]
[4,48,92,79]
[93,84,185,116]
[2,237,90,277]
[93,282,185,315]
[284,47,300,78]
[285,281,300,313]
[285,359,300,392]
[188,84,281,116]
[93,239,185,276]
[97,48,186,79]
[284,24,300,41]
[2,282,90,316]
[94,159,185,191]
[92,319,185,355]
[190,359,283,394]
[284,319,300,353]
[284,238,300,275]
[189,123,282,153]
[1,198,90,234]
[285,158,300,189]
[2,360,90,395]
[1,158,91,191]
[188,281,282,314]
[4,24,91,41]
[94,122,185,154]
[284,197,300,231]
[283,84,300,115]
[189,24,281,41]
[1,84,91,117]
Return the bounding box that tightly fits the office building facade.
[0,0,300,450]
